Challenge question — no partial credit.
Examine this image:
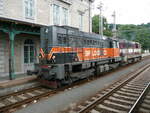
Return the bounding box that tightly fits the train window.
[92,40,94,45]
[87,40,90,45]
[84,40,86,46]
[99,42,101,47]
[57,34,63,44]
[119,43,124,48]
[128,43,132,48]
[66,37,69,44]
[85,40,88,45]
[83,39,85,44]
[69,37,73,46]
[100,42,102,47]
[89,40,91,45]
[58,37,62,44]
[101,42,104,48]
[76,38,81,47]
[135,43,139,48]
[105,42,109,48]
[100,42,102,48]
[110,41,113,48]
[116,42,119,48]
[94,40,96,45]
[62,37,65,44]
[95,41,98,45]
[112,41,117,48]
[97,41,99,46]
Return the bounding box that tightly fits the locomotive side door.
[112,40,119,58]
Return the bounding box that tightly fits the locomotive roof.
[51,25,106,40]
[47,25,140,45]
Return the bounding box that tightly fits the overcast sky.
[92,0,150,25]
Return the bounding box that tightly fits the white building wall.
[0,0,93,76]
[0,0,92,32]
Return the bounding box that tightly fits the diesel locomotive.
[38,25,141,87]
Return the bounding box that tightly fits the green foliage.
[92,15,150,50]
[92,15,113,37]
[92,15,99,34]
[118,24,150,50]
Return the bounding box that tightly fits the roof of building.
[0,16,46,27]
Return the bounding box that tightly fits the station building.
[0,0,94,80]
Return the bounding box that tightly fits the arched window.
[24,39,35,63]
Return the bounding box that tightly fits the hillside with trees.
[92,15,150,50]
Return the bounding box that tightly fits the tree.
[92,15,150,50]
[118,24,150,50]
[92,15,113,37]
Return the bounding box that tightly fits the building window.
[53,4,60,25]
[62,7,68,25]
[24,39,35,63]
[24,0,35,19]
[79,13,83,30]
[53,4,69,25]
[0,0,4,15]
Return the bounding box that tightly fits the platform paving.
[14,58,150,113]
[0,75,37,88]
[0,74,32,82]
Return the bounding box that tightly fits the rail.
[78,64,150,113]
[129,82,150,113]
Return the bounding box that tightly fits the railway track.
[0,57,150,113]
[66,64,150,113]
[0,86,55,113]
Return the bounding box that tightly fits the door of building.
[24,39,35,73]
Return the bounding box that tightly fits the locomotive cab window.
[112,41,118,48]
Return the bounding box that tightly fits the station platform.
[0,75,37,88]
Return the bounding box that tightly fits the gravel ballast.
[14,58,150,113]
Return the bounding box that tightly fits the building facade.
[0,0,92,32]
[0,0,93,79]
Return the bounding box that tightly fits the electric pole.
[97,1,103,38]
[112,11,117,38]
[89,1,91,33]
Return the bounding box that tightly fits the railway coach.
[38,25,141,87]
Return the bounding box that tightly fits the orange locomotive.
[38,26,141,87]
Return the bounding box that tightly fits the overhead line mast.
[112,11,117,38]
[97,1,103,38]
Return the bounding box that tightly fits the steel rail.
[0,77,95,112]
[0,89,57,112]
[0,86,42,100]
[78,64,150,113]
[1,56,150,113]
[128,82,150,113]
